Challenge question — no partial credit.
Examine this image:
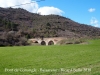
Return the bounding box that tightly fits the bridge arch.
[48,40,54,45]
[34,41,38,43]
[41,41,46,45]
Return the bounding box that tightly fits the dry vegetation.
[0,7,100,46]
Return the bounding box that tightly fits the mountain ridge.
[0,7,100,46]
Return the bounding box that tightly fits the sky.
[0,0,100,27]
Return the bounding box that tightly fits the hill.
[0,7,100,46]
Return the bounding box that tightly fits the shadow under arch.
[48,40,54,45]
[41,41,46,45]
[34,41,38,43]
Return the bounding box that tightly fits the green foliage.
[0,18,19,31]
[0,39,100,75]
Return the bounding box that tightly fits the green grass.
[0,39,100,75]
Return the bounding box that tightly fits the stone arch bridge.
[29,37,66,45]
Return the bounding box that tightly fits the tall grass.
[0,39,100,75]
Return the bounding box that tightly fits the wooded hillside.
[0,7,100,46]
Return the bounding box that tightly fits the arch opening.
[34,41,38,43]
[48,40,54,45]
[41,41,46,45]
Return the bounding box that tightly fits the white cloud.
[37,6,64,15]
[88,8,95,12]
[0,0,38,13]
[90,17,99,27]
[0,0,64,15]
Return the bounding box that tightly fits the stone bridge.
[29,37,66,45]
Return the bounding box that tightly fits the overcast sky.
[0,0,100,27]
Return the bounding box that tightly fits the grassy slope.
[0,39,100,75]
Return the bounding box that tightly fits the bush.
[58,38,86,45]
